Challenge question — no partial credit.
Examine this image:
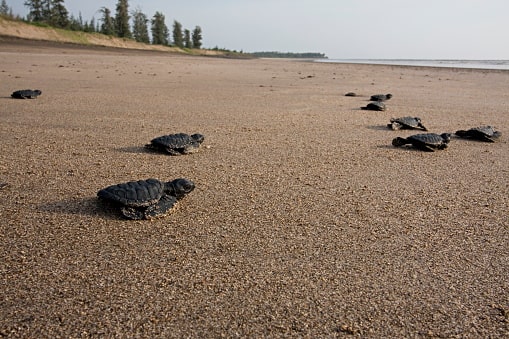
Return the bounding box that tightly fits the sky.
[9,0,509,59]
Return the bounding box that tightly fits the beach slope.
[0,40,508,337]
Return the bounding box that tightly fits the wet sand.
[0,40,508,337]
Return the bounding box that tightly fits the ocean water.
[316,59,509,70]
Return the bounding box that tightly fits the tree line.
[0,0,14,18]
[17,0,202,48]
[251,52,327,59]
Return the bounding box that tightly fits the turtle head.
[166,178,195,199]
[386,94,393,99]
[191,133,205,144]
[441,133,452,142]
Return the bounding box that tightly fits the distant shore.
[316,58,509,71]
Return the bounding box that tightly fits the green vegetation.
[172,20,183,48]
[6,1,323,59]
[0,0,10,16]
[20,0,204,48]
[131,7,149,43]
[192,26,202,49]
[251,51,327,59]
[151,11,169,45]
[114,0,131,38]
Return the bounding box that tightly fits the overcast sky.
[9,0,509,59]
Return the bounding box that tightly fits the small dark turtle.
[145,133,205,155]
[361,101,386,111]
[11,89,42,99]
[455,126,501,142]
[345,92,357,97]
[370,93,392,101]
[388,116,427,131]
[97,178,194,220]
[392,133,451,152]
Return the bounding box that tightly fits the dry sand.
[0,39,508,338]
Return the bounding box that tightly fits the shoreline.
[2,35,507,72]
[315,58,509,72]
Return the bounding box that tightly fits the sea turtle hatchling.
[388,116,428,131]
[345,92,357,97]
[145,133,205,155]
[361,101,386,111]
[392,133,451,152]
[97,178,195,220]
[11,89,42,99]
[370,93,392,101]
[455,126,501,142]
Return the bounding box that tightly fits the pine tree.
[41,0,51,22]
[151,11,168,45]
[192,26,202,49]
[100,7,115,36]
[89,17,96,32]
[131,7,149,43]
[49,0,69,28]
[172,20,183,48]
[0,0,10,16]
[115,0,131,38]
[184,29,192,48]
[68,13,80,30]
[24,0,44,21]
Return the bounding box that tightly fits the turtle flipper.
[144,195,178,219]
[182,143,200,154]
[455,130,468,138]
[121,206,145,220]
[412,141,435,152]
[389,122,402,130]
[164,147,182,155]
[478,131,501,142]
[480,135,496,142]
[392,137,409,147]
[418,123,428,131]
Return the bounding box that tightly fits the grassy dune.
[0,16,233,56]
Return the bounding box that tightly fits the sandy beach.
[0,39,508,338]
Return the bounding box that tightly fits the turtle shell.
[392,133,451,151]
[389,116,427,130]
[407,133,450,147]
[370,93,392,101]
[11,89,42,99]
[455,126,501,141]
[362,102,386,111]
[150,133,200,148]
[97,178,165,207]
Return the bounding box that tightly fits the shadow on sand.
[115,146,151,154]
[38,197,124,220]
[367,124,391,131]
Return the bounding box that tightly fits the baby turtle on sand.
[145,133,205,155]
[361,101,386,111]
[97,178,195,220]
[455,126,501,142]
[388,116,428,131]
[392,133,451,152]
[11,89,42,99]
[370,93,392,101]
[345,92,357,97]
